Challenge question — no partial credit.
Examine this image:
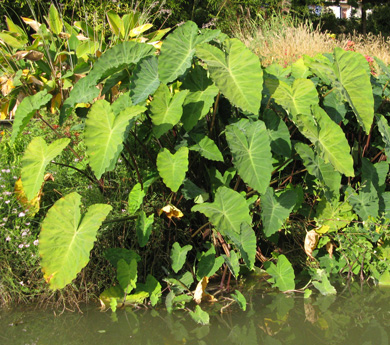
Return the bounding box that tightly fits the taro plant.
[5,13,390,320]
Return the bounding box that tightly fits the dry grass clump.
[232,15,390,66]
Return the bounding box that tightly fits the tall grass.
[232,12,390,66]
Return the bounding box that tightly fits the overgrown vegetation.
[1,1,390,325]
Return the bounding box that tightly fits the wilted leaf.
[193,276,208,304]
[304,230,320,259]
[158,204,184,219]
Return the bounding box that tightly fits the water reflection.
[2,284,390,345]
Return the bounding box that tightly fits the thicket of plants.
[1,2,390,324]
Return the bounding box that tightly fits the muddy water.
[1,283,390,345]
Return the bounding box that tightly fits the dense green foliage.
[1,3,390,323]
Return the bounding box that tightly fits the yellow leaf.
[193,276,208,304]
[14,173,54,216]
[0,102,9,120]
[51,93,62,114]
[304,230,320,259]
[149,41,162,49]
[158,204,183,219]
[315,225,330,234]
[1,78,14,96]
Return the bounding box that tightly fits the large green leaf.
[21,137,70,201]
[295,142,341,201]
[263,109,291,158]
[138,274,162,307]
[136,211,154,247]
[189,134,223,162]
[130,55,160,105]
[196,38,263,114]
[228,222,257,270]
[192,186,251,236]
[39,192,112,289]
[11,90,52,142]
[225,119,273,194]
[156,147,189,192]
[117,258,137,293]
[272,78,318,122]
[196,246,224,280]
[222,250,240,278]
[104,248,140,267]
[171,242,192,273]
[182,65,219,131]
[261,188,297,237]
[61,41,153,122]
[265,254,295,292]
[84,100,146,179]
[297,105,354,177]
[158,21,199,84]
[333,47,374,134]
[149,84,189,138]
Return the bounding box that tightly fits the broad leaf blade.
[333,47,374,134]
[21,137,70,200]
[261,188,297,237]
[11,90,52,142]
[265,254,295,292]
[226,119,273,194]
[47,4,62,35]
[117,258,137,293]
[196,246,224,280]
[192,186,251,236]
[128,183,145,215]
[196,38,263,114]
[130,55,160,105]
[150,84,189,138]
[171,242,192,273]
[157,147,189,192]
[39,192,112,289]
[84,100,146,179]
[228,222,257,270]
[158,21,199,84]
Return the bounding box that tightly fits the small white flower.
[24,243,30,248]
[21,231,28,237]
[18,244,24,248]
[5,200,10,204]
[74,158,80,162]
[25,222,30,226]
[3,217,7,222]
[5,236,11,242]
[0,223,5,227]
[19,281,24,286]
[33,239,39,246]
[18,212,26,217]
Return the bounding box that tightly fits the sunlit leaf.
[158,21,199,84]
[192,186,251,236]
[156,147,189,192]
[196,38,263,114]
[149,84,189,138]
[47,4,62,35]
[84,100,146,179]
[265,254,295,292]
[21,137,69,201]
[128,183,145,215]
[158,204,184,219]
[304,230,320,259]
[171,242,192,273]
[11,90,52,142]
[193,276,209,304]
[40,192,112,289]
[311,269,337,295]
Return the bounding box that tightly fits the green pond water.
[1,283,390,345]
